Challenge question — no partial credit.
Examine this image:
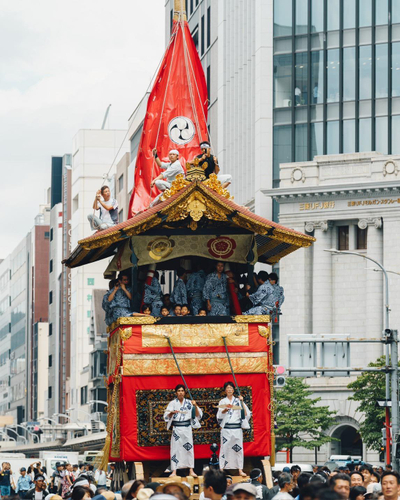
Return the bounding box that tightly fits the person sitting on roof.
[170,267,188,306]
[203,262,230,316]
[243,271,274,315]
[102,273,145,326]
[88,185,118,231]
[143,270,163,316]
[150,147,184,205]
[192,141,232,188]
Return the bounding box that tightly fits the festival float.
[63,0,315,490]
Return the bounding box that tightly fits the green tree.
[275,377,338,461]
[347,356,389,451]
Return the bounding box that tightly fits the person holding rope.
[150,148,184,206]
[217,381,251,477]
[88,186,118,231]
[163,384,203,478]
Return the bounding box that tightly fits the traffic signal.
[273,365,286,387]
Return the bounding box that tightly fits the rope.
[147,23,180,204]
[165,335,196,419]
[221,336,246,419]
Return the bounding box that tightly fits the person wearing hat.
[50,463,64,495]
[232,483,257,500]
[191,141,232,188]
[156,480,191,498]
[217,381,251,477]
[16,468,33,498]
[25,475,49,500]
[163,384,203,478]
[150,148,185,205]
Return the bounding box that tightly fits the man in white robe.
[164,384,203,478]
[217,381,251,477]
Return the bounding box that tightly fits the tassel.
[161,271,165,285]
[98,435,111,471]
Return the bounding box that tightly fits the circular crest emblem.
[207,237,237,259]
[168,116,195,145]
[147,237,175,261]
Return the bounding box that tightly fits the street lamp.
[89,400,108,408]
[325,248,399,469]
[67,407,105,432]
[2,428,27,444]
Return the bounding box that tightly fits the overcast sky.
[0,0,165,258]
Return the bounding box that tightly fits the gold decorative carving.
[108,316,159,332]
[188,219,198,231]
[258,325,271,338]
[142,323,249,348]
[119,327,133,342]
[123,355,268,376]
[233,315,271,324]
[186,158,207,182]
[108,331,121,377]
[160,174,191,201]
[203,174,230,198]
[165,191,229,224]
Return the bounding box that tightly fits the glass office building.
[273,0,400,187]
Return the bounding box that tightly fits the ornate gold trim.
[108,316,159,332]
[160,174,191,201]
[119,327,133,341]
[123,356,268,376]
[258,325,270,338]
[142,323,248,347]
[233,315,271,323]
[203,174,231,198]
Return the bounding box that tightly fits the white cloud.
[0,0,165,257]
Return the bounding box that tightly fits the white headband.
[169,149,179,155]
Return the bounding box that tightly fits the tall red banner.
[128,20,209,216]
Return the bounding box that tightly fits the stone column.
[359,218,383,363]
[306,221,333,335]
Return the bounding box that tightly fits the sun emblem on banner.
[147,237,175,261]
[207,237,237,259]
[168,116,195,145]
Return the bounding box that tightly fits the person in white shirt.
[271,473,294,500]
[94,469,107,489]
[88,186,118,231]
[149,148,184,207]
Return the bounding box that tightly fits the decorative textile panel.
[112,373,271,462]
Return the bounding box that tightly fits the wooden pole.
[173,0,187,21]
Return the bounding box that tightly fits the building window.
[295,52,308,106]
[273,126,292,183]
[48,355,52,368]
[327,0,340,31]
[207,7,211,48]
[311,51,324,104]
[359,45,372,100]
[49,260,53,273]
[343,0,356,29]
[274,0,292,37]
[191,25,199,49]
[274,54,292,108]
[48,386,52,399]
[327,49,340,103]
[327,121,339,154]
[81,386,88,405]
[311,122,323,158]
[201,15,205,55]
[295,124,307,161]
[343,120,356,154]
[343,48,356,102]
[49,291,53,304]
[359,0,372,27]
[359,118,371,152]
[118,174,124,193]
[357,227,368,250]
[50,228,53,241]
[311,0,324,32]
[376,116,388,154]
[338,226,349,250]
[49,323,52,336]
[376,44,388,99]
[295,0,308,34]
[44,231,50,239]
[376,0,388,25]
[392,43,400,97]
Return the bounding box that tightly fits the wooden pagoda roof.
[63,176,315,269]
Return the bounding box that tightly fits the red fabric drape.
[128,20,209,216]
[113,373,271,462]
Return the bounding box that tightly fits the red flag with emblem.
[128,16,209,217]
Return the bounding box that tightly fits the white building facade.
[69,129,129,423]
[265,152,400,462]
